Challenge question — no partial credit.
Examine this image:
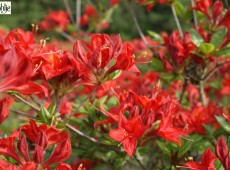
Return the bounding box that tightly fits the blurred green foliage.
[0,0,177,40]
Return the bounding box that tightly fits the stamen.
[33,60,43,72]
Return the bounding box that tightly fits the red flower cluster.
[96,88,187,156]
[40,10,70,31]
[73,34,139,85]
[0,120,71,169]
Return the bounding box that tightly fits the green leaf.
[214,47,230,57]
[199,43,215,54]
[47,101,56,116]
[113,158,126,170]
[190,29,204,46]
[178,142,192,158]
[151,57,164,72]
[160,72,183,82]
[147,30,163,43]
[107,70,122,80]
[173,1,185,18]
[215,116,230,133]
[156,140,170,155]
[39,106,51,124]
[210,28,227,48]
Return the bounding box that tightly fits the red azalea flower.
[157,101,186,145]
[73,34,139,84]
[0,120,71,168]
[21,119,68,146]
[193,0,212,20]
[212,1,224,24]
[221,76,230,96]
[40,10,70,31]
[110,0,120,6]
[183,148,216,170]
[109,115,147,156]
[0,29,48,97]
[215,137,230,170]
[0,96,13,123]
[84,5,97,18]
[166,31,195,65]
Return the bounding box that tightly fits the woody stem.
[198,81,207,106]
[171,4,183,38]
[76,0,81,31]
[63,0,75,24]
[69,84,99,118]
[190,0,199,30]
[10,103,122,153]
[179,79,188,103]
[59,31,75,42]
[134,154,146,170]
[126,0,149,46]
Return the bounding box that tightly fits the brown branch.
[76,0,81,31]
[59,31,75,42]
[63,0,75,24]
[179,79,188,103]
[13,94,40,111]
[12,95,122,153]
[198,81,207,106]
[126,0,149,46]
[190,0,199,30]
[10,109,36,119]
[69,84,99,118]
[171,4,183,38]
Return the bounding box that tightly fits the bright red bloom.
[215,137,230,170]
[212,1,223,24]
[183,148,216,170]
[218,9,230,27]
[84,5,97,18]
[166,31,195,65]
[21,119,68,146]
[0,120,71,168]
[43,137,71,167]
[157,101,186,146]
[0,29,48,97]
[0,96,13,123]
[193,0,212,20]
[40,10,70,31]
[110,0,120,6]
[109,115,147,156]
[73,34,139,84]
[221,76,230,96]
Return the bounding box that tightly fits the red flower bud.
[17,134,30,162]
[36,131,48,150]
[43,137,71,166]
[33,145,44,164]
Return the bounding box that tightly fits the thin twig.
[225,0,229,7]
[126,0,149,46]
[134,154,146,170]
[171,4,183,38]
[55,96,64,113]
[13,94,40,111]
[63,0,75,24]
[66,123,99,143]
[69,84,99,117]
[198,81,207,106]
[59,31,75,42]
[10,109,36,119]
[11,102,122,153]
[202,60,230,81]
[76,0,81,31]
[190,0,199,30]
[179,79,188,103]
